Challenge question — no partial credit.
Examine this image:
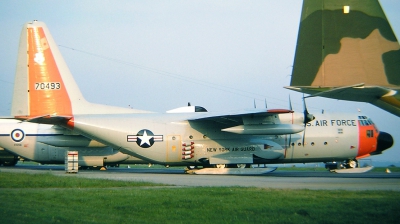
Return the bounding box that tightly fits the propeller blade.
[302,95,315,124]
[302,95,314,147]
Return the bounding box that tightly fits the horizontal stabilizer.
[286,84,395,103]
[286,85,400,116]
[19,114,72,125]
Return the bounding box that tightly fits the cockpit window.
[367,130,374,138]
[358,116,374,126]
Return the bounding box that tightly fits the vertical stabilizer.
[11,21,149,118]
[290,0,400,87]
[12,21,81,118]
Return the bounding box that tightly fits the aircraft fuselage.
[67,111,379,166]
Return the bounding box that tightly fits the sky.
[0,0,399,162]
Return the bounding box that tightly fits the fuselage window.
[367,130,374,138]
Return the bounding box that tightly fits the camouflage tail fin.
[11,21,149,119]
[289,0,400,88]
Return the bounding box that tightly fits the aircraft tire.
[216,164,226,169]
[186,166,197,170]
[346,159,358,168]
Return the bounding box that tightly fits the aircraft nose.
[376,131,394,152]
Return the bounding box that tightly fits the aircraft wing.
[188,109,304,135]
[189,109,293,124]
[286,85,400,117]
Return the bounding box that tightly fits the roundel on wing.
[11,129,25,142]
[136,129,155,148]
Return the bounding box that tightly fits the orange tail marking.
[27,27,72,117]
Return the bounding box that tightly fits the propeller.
[303,97,314,124]
[302,95,315,146]
[288,95,293,148]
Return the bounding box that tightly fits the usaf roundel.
[11,129,25,142]
[127,129,163,148]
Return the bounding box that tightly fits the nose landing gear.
[325,159,373,173]
[345,159,358,169]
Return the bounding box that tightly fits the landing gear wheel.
[186,166,197,170]
[346,159,358,168]
[237,164,247,169]
[216,164,226,169]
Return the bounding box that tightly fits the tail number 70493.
[35,82,61,90]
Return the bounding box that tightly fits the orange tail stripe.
[27,27,72,117]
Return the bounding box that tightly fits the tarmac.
[1,164,400,191]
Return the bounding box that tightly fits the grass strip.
[0,172,163,188]
[0,171,400,223]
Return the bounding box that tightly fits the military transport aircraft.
[0,118,148,168]
[285,0,400,117]
[2,20,393,173]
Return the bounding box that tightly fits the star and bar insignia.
[127,129,163,148]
